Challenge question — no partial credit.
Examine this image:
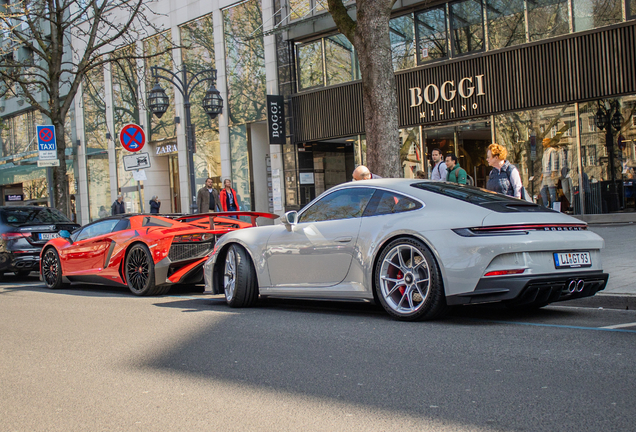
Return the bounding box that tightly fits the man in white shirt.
[430,148,447,181]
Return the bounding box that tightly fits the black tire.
[222,244,258,307]
[374,237,447,321]
[125,243,159,296]
[41,248,67,289]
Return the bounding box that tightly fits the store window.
[527,0,569,42]
[288,0,327,21]
[0,110,43,156]
[325,34,359,86]
[229,125,252,211]
[415,7,448,64]
[83,65,110,221]
[180,13,221,193]
[494,104,579,214]
[450,0,484,55]
[297,40,324,90]
[399,127,424,179]
[573,0,622,32]
[144,33,175,141]
[486,0,526,50]
[390,14,416,71]
[224,0,267,124]
[631,0,636,18]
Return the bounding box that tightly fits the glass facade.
[0,110,43,156]
[486,0,526,49]
[450,0,485,55]
[415,8,448,64]
[180,13,221,193]
[573,0,622,32]
[390,15,416,71]
[83,65,111,221]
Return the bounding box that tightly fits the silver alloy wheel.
[224,247,237,302]
[379,244,430,315]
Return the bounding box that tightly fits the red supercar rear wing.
[176,211,279,229]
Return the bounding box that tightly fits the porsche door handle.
[335,236,352,243]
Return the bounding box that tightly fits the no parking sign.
[119,124,146,152]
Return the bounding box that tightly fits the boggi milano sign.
[407,74,486,122]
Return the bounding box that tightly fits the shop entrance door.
[168,154,181,213]
[422,119,492,188]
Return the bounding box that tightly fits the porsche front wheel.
[374,238,447,321]
[42,248,67,289]
[125,244,158,296]
[223,244,258,307]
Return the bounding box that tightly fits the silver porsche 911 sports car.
[203,179,608,321]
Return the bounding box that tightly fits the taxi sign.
[119,123,146,152]
[37,125,57,160]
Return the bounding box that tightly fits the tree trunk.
[353,0,400,178]
[327,0,400,178]
[52,121,70,215]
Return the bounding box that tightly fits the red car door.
[61,220,120,275]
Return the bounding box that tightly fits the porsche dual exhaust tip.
[564,279,585,294]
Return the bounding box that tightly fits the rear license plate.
[554,252,592,269]
[39,233,59,240]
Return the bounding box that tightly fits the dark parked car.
[0,206,80,276]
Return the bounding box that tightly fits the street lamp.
[148,65,223,214]
[594,100,624,212]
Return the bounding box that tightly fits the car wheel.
[125,244,158,296]
[42,248,67,289]
[374,238,447,321]
[223,244,258,307]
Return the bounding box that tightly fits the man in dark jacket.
[149,196,161,214]
[196,178,221,214]
[445,154,467,184]
[111,195,126,215]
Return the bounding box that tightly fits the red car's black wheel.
[125,244,158,296]
[42,248,66,289]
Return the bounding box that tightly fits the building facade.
[281,0,636,218]
[1,0,635,223]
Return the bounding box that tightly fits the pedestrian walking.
[486,143,523,199]
[111,195,126,215]
[445,153,467,185]
[196,177,220,214]
[149,196,161,214]
[430,148,447,181]
[219,179,240,219]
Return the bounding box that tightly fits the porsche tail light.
[453,224,587,237]
[173,233,215,243]
[484,269,526,277]
[1,232,27,240]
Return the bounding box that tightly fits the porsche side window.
[363,190,422,217]
[75,220,119,241]
[299,188,375,223]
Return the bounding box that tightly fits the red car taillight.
[173,233,215,242]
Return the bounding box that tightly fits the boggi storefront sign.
[407,74,486,121]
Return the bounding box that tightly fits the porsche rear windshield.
[410,182,550,212]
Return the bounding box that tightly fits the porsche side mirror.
[59,230,72,243]
[283,211,298,231]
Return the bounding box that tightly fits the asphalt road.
[1,276,635,432]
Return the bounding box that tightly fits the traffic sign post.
[119,124,146,152]
[123,152,151,171]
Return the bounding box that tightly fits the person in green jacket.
[445,153,467,184]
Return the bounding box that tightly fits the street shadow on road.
[140,296,635,432]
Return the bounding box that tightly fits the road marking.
[600,322,636,329]
[469,319,636,334]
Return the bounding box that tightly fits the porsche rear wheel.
[374,238,447,321]
[125,244,159,296]
[42,248,67,289]
[223,244,258,307]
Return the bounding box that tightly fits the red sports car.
[40,212,277,296]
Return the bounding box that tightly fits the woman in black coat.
[149,196,161,214]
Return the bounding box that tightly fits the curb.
[564,293,636,310]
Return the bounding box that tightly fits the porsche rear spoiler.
[175,211,279,229]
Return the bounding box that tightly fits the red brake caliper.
[396,270,405,295]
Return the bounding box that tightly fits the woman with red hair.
[486,143,522,199]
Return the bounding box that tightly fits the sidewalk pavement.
[568,223,636,310]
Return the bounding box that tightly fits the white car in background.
[204,180,608,321]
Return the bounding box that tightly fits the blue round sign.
[119,124,146,152]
